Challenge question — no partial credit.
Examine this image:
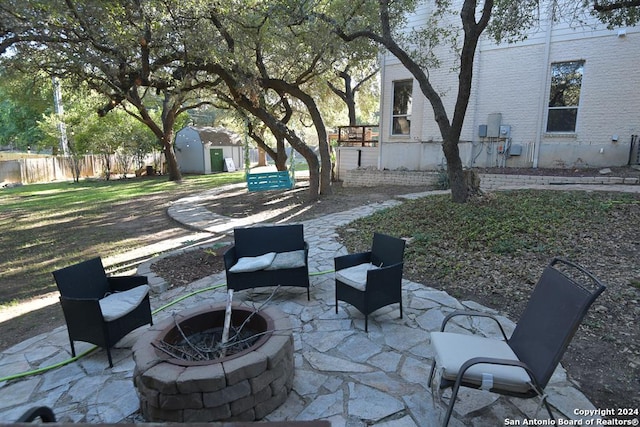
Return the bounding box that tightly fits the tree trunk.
[332,0,493,203]
[258,148,267,167]
[275,135,287,171]
[442,138,467,203]
[163,140,181,182]
[247,104,320,200]
[306,154,320,201]
[211,65,321,199]
[317,124,332,196]
[285,132,320,201]
[161,127,181,181]
[346,92,357,126]
[263,79,332,195]
[247,128,287,170]
[160,98,182,182]
[463,169,481,195]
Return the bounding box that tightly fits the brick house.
[336,2,640,178]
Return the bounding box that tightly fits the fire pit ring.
[132,303,294,422]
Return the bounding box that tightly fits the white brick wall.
[335,146,379,180]
[378,1,640,171]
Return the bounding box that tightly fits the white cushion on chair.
[99,285,150,322]
[335,262,379,291]
[430,332,532,394]
[265,250,306,270]
[229,252,276,273]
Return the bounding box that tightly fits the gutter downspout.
[532,9,554,168]
[377,52,386,170]
[470,34,483,168]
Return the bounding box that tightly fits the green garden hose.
[0,268,335,382]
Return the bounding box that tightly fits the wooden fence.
[0,154,162,185]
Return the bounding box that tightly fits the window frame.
[391,80,413,136]
[545,60,585,134]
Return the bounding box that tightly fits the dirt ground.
[4,166,639,415]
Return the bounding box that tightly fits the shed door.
[210,148,224,172]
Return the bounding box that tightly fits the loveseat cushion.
[335,262,380,291]
[99,284,150,322]
[229,252,277,273]
[265,250,306,270]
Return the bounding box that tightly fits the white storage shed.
[174,126,243,174]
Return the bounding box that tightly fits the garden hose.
[0,269,335,382]
[0,347,97,383]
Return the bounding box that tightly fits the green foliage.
[591,0,640,28]
[339,190,640,284]
[0,70,52,150]
[487,0,541,44]
[37,82,160,172]
[436,169,450,190]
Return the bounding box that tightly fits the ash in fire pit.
[152,306,270,365]
[133,303,294,422]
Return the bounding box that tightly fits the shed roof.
[184,126,243,146]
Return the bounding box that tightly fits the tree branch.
[594,0,640,11]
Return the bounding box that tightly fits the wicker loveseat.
[224,224,310,300]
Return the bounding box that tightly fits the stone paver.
[2,179,634,425]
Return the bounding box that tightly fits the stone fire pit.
[132,303,294,422]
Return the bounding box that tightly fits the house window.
[392,80,412,135]
[546,61,584,133]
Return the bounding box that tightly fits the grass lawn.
[0,173,244,307]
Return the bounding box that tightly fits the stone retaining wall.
[341,168,639,190]
[479,173,638,190]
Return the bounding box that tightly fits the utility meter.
[499,125,511,138]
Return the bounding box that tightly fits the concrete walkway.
[2,180,636,425]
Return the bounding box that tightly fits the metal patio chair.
[15,406,56,423]
[428,257,606,426]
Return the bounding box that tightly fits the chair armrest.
[440,310,509,341]
[60,296,100,304]
[365,262,404,290]
[108,275,148,292]
[59,296,105,324]
[334,251,372,271]
[223,245,238,270]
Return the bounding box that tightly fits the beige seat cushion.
[265,250,306,270]
[229,252,276,273]
[335,262,379,291]
[99,285,150,322]
[430,332,532,394]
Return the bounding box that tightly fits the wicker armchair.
[52,257,152,367]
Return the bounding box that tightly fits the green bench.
[247,170,294,191]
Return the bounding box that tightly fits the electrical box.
[478,125,487,138]
[499,125,511,139]
[509,144,522,156]
[487,113,502,138]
